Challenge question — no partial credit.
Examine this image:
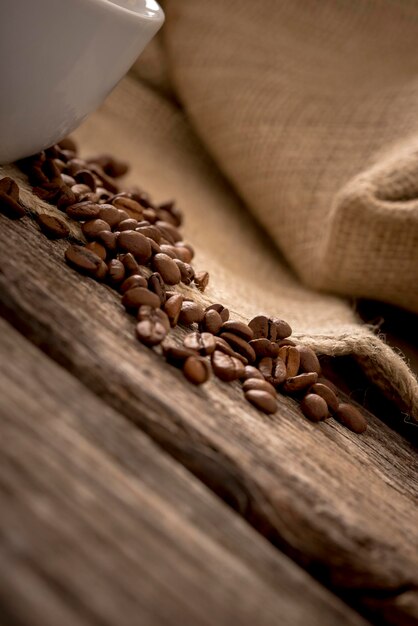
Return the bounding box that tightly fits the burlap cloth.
[2,0,418,422]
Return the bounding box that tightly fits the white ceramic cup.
[0,0,164,164]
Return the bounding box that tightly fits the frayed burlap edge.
[2,163,418,425]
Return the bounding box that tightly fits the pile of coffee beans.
[0,138,367,434]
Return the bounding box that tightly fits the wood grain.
[0,318,367,626]
[0,214,417,625]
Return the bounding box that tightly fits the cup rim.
[86,0,164,23]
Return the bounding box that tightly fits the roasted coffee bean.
[214,337,248,364]
[58,136,77,152]
[148,272,166,305]
[283,372,318,394]
[138,305,170,331]
[107,259,125,283]
[66,201,101,221]
[120,274,147,293]
[317,377,339,394]
[205,303,229,322]
[122,287,161,310]
[242,365,264,381]
[179,300,205,325]
[248,315,269,339]
[148,238,162,256]
[135,224,162,243]
[61,173,76,187]
[42,158,62,182]
[334,403,367,434]
[136,317,167,347]
[159,244,177,259]
[310,383,339,413]
[0,177,25,218]
[37,213,69,239]
[200,309,223,335]
[112,196,143,220]
[175,259,195,285]
[85,241,107,261]
[220,320,253,341]
[56,186,77,210]
[245,390,277,414]
[82,219,111,239]
[117,230,151,263]
[300,394,329,422]
[242,378,276,396]
[120,252,142,276]
[274,319,292,340]
[277,338,296,348]
[278,345,300,378]
[143,207,157,223]
[156,220,181,243]
[71,183,92,199]
[258,357,287,385]
[172,245,193,264]
[164,294,184,327]
[33,182,62,203]
[211,350,245,382]
[88,163,118,193]
[296,345,321,375]
[74,169,96,191]
[249,315,291,341]
[98,204,123,229]
[249,338,280,358]
[65,244,102,276]
[194,271,209,292]
[220,332,256,363]
[67,158,87,176]
[87,154,128,179]
[183,356,210,385]
[176,240,194,258]
[152,253,181,285]
[118,218,139,232]
[95,230,117,253]
[95,261,108,281]
[117,209,130,223]
[162,342,197,365]
[184,331,216,356]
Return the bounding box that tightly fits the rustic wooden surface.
[0,318,368,626]
[0,214,417,626]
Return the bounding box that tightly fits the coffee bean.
[244,390,277,414]
[249,338,280,358]
[278,345,300,378]
[173,245,193,264]
[242,365,264,381]
[334,403,367,433]
[194,271,209,292]
[220,332,256,363]
[248,315,290,341]
[143,207,157,223]
[159,244,177,259]
[74,169,96,191]
[95,261,108,281]
[120,274,147,294]
[122,287,161,310]
[248,315,268,339]
[310,383,339,413]
[37,213,70,239]
[65,244,102,276]
[205,303,229,322]
[88,163,119,193]
[61,174,76,187]
[67,158,87,176]
[174,259,195,285]
[184,331,216,356]
[148,272,166,304]
[87,154,129,179]
[138,305,170,331]
[242,378,276,396]
[296,345,321,375]
[317,377,339,395]
[162,342,197,365]
[107,259,125,283]
[58,136,77,152]
[283,372,318,394]
[179,301,205,325]
[66,201,100,221]
[176,241,194,259]
[82,218,111,239]
[300,394,329,422]
[85,241,107,261]
[96,230,117,253]
[214,337,248,364]
[136,224,162,243]
[118,218,139,231]
[183,356,211,385]
[220,321,253,341]
[112,196,143,220]
[120,252,142,275]
[0,177,25,218]
[117,230,152,263]
[147,237,161,256]
[156,220,181,243]
[152,253,181,285]
[71,183,92,199]
[200,309,223,334]
[164,294,184,327]
[211,350,245,381]
[258,357,287,385]
[274,319,292,340]
[56,186,78,210]
[98,204,123,228]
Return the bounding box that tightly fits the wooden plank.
[0,318,366,626]
[0,214,417,625]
